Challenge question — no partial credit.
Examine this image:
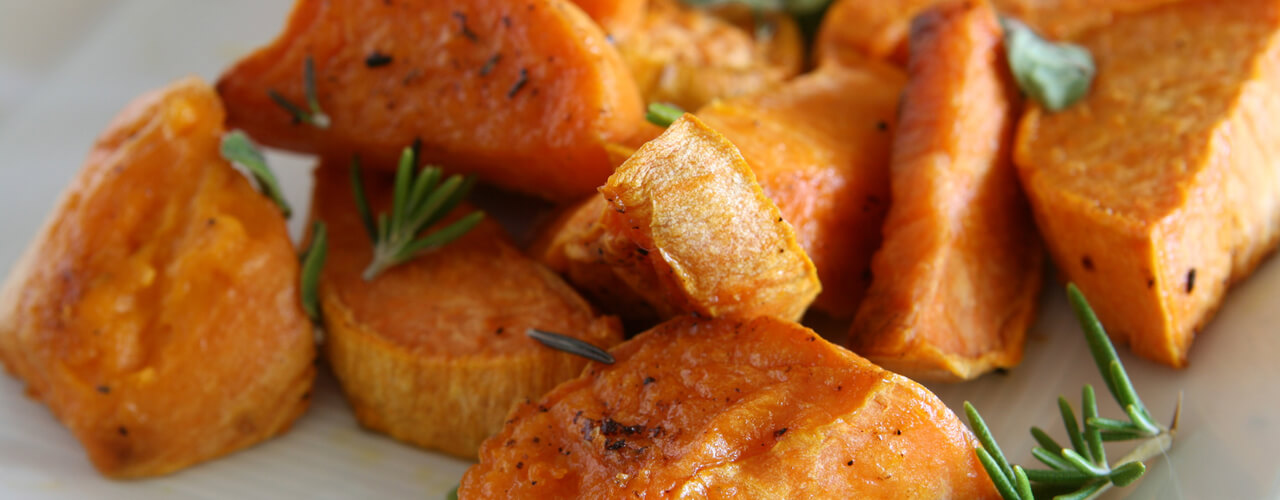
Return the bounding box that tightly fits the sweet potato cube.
[0,78,315,477]
[1014,0,1280,367]
[461,316,999,498]
[313,161,623,458]
[217,0,650,201]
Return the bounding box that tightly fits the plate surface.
[0,1,1277,498]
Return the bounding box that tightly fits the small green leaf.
[1031,426,1064,455]
[645,102,685,128]
[220,130,291,217]
[1023,467,1093,486]
[269,55,330,128]
[1032,446,1074,471]
[526,328,616,364]
[299,221,328,323]
[1061,448,1109,477]
[1013,465,1034,500]
[1052,479,1107,500]
[966,402,1016,482]
[1082,385,1107,466]
[1002,17,1095,112]
[1058,397,1088,460]
[349,157,377,241]
[976,447,1023,500]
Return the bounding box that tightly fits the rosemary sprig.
[645,103,684,128]
[299,221,328,323]
[350,148,484,280]
[268,55,331,128]
[526,328,615,364]
[220,130,292,217]
[965,283,1176,499]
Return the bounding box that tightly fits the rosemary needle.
[645,102,684,128]
[526,329,615,364]
[350,148,484,280]
[299,220,327,323]
[220,130,292,217]
[268,55,331,129]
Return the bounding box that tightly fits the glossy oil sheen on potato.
[848,1,1043,382]
[0,78,315,477]
[460,316,999,498]
[312,162,623,458]
[565,115,821,322]
[696,62,904,317]
[216,0,650,202]
[1015,0,1280,367]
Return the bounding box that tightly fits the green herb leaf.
[445,484,459,500]
[269,55,330,128]
[299,221,327,323]
[645,102,685,128]
[976,447,1022,500]
[1001,17,1095,112]
[1108,461,1146,487]
[352,147,484,280]
[1022,467,1092,486]
[526,328,616,364]
[220,130,292,217]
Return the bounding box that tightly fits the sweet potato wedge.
[0,78,315,477]
[312,161,623,458]
[217,0,650,201]
[570,0,646,38]
[814,0,1180,67]
[559,115,821,322]
[849,0,1043,382]
[460,315,999,498]
[696,62,904,317]
[615,0,804,110]
[1014,0,1280,367]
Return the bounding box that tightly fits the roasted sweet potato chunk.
[0,78,315,477]
[848,1,1042,382]
[1014,0,1280,367]
[696,62,904,317]
[554,115,821,322]
[461,315,999,498]
[814,0,1180,67]
[614,0,804,110]
[217,0,649,201]
[313,161,623,458]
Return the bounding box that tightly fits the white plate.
[0,1,1277,498]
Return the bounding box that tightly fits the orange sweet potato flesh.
[696,62,904,317]
[0,78,315,478]
[460,316,999,498]
[216,0,651,202]
[312,161,623,458]
[570,0,646,38]
[814,0,1181,67]
[849,1,1043,382]
[573,115,821,322]
[615,0,805,111]
[1014,0,1280,367]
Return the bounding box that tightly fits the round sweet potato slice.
[0,77,315,478]
[460,315,999,498]
[312,160,623,458]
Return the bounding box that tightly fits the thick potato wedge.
[460,316,999,498]
[1015,0,1280,367]
[814,0,1180,67]
[0,78,315,477]
[217,0,650,201]
[849,1,1042,382]
[313,161,623,458]
[561,115,821,322]
[615,0,804,110]
[696,62,904,317]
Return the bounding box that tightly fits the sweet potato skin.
[848,0,1042,382]
[616,0,805,110]
[313,162,623,458]
[696,62,904,317]
[592,115,821,322]
[0,78,315,477]
[217,0,649,201]
[461,316,998,499]
[1014,0,1280,367]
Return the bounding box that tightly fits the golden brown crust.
[0,77,315,477]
